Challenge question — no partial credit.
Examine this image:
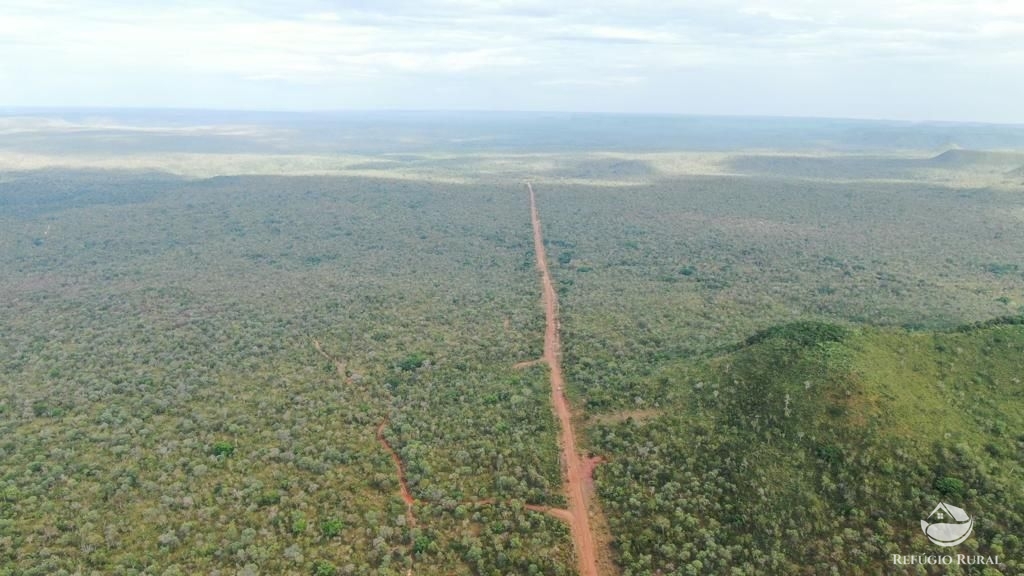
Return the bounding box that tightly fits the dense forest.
[2,132,1023,575]
[0,171,569,575]
[538,165,1023,575]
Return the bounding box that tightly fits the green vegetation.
[395,353,429,372]
[535,162,1022,574]
[312,559,338,576]
[0,171,567,575]
[589,322,1024,574]
[741,320,849,348]
[320,518,343,539]
[211,441,236,457]
[542,172,1024,414]
[2,114,1024,575]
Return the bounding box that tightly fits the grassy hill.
[590,319,1024,575]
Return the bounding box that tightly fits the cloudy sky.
[2,0,1023,122]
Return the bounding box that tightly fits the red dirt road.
[320,339,571,531]
[528,182,603,576]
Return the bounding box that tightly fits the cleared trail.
[313,187,610,572]
[377,418,417,525]
[313,338,571,532]
[312,338,348,382]
[528,182,603,576]
[512,358,543,370]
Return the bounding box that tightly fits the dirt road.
[528,182,602,576]
[525,504,574,523]
[321,338,569,531]
[377,418,416,525]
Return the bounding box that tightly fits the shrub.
[257,490,281,506]
[291,512,307,535]
[816,444,843,464]
[414,535,432,554]
[211,441,235,457]
[321,518,343,539]
[311,560,337,576]
[396,353,427,372]
[934,476,966,497]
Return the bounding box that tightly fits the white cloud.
[1,0,1022,120]
[538,75,646,87]
[4,1,1021,77]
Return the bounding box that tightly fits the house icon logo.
[921,502,973,547]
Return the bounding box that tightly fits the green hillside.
[591,319,1024,575]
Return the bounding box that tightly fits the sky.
[1,0,1023,123]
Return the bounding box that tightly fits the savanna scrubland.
[2,112,1024,575]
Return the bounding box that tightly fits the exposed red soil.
[311,185,611,572]
[376,418,417,526]
[528,182,606,576]
[525,504,574,523]
[582,456,606,499]
[317,342,572,533]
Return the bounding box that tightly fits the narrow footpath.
[376,418,417,526]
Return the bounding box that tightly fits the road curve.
[527,182,601,576]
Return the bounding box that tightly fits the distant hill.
[594,319,1024,574]
[727,154,917,179]
[544,157,656,180]
[726,148,1024,181]
[928,148,1024,168]
[6,109,1024,155]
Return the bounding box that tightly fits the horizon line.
[2,105,1023,129]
